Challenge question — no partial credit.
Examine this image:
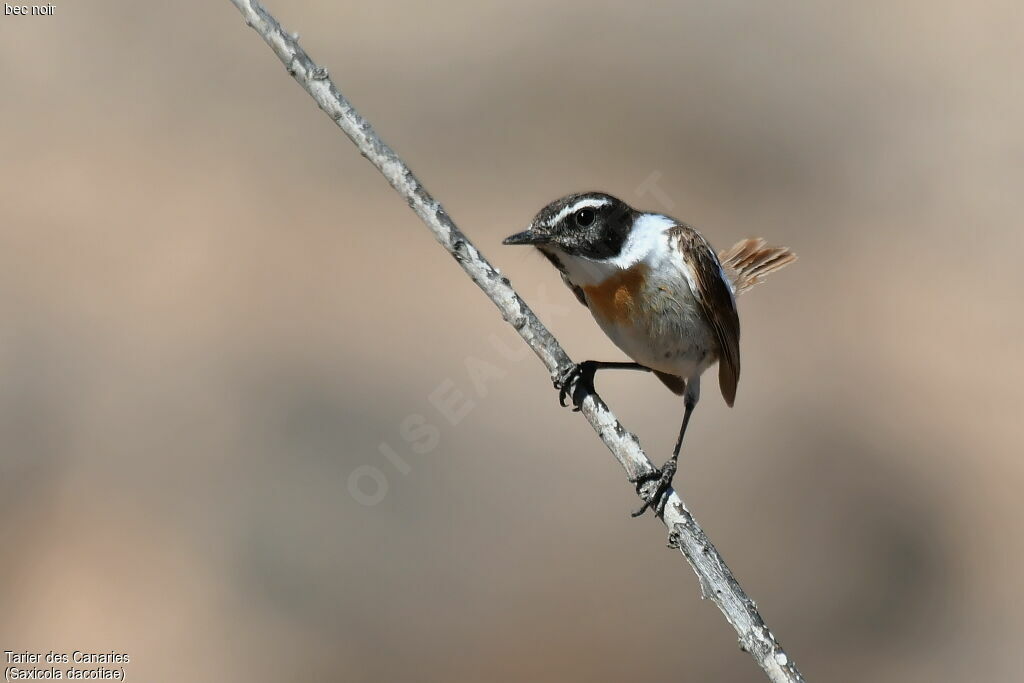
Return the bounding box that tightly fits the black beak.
[502,229,550,246]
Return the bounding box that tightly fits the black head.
[503,192,637,260]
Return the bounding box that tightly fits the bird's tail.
[719,238,797,295]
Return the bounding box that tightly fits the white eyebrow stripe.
[546,197,611,227]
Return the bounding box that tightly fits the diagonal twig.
[226,2,806,681]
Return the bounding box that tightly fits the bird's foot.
[554,361,598,411]
[630,458,677,519]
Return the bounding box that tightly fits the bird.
[503,192,796,516]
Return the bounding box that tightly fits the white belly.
[594,300,714,378]
[584,266,717,380]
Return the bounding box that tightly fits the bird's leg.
[555,361,651,411]
[632,377,700,518]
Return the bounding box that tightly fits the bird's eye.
[574,209,595,227]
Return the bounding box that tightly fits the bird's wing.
[668,224,741,406]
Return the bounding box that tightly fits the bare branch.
[226,2,806,681]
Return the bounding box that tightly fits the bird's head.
[503,192,638,261]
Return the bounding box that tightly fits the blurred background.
[1,1,1022,681]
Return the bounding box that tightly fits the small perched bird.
[504,192,796,516]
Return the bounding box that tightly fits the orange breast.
[582,263,650,327]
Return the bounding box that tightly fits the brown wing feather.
[669,225,741,406]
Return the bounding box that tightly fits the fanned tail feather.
[719,238,797,295]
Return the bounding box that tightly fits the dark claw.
[554,364,577,407]
[631,458,677,518]
[554,361,596,411]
